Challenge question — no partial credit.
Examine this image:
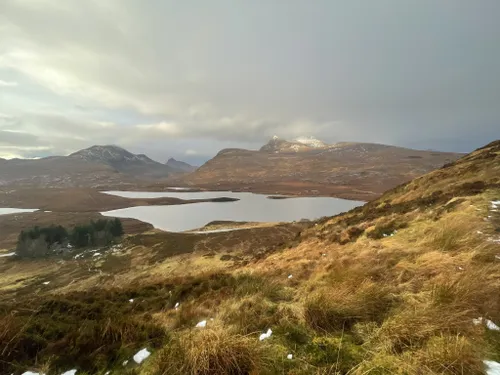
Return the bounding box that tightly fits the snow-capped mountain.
[260,136,328,153]
[294,136,326,148]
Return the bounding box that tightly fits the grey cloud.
[0,79,18,87]
[0,130,39,146]
[0,0,499,160]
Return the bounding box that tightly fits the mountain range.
[0,138,463,198]
[0,145,195,188]
[179,136,464,200]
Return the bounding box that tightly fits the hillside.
[0,140,499,374]
[181,138,464,200]
[0,145,192,188]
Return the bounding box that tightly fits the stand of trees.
[16,218,124,258]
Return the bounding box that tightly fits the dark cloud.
[0,0,498,160]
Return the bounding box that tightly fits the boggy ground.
[0,141,499,375]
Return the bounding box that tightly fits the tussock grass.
[143,326,263,375]
[304,281,394,332]
[420,213,482,252]
[415,335,484,375]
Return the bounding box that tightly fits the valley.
[0,140,498,375]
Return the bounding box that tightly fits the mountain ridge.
[0,145,193,188]
[180,137,465,200]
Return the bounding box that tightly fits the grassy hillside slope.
[0,141,499,375]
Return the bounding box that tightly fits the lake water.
[0,208,38,215]
[101,191,363,232]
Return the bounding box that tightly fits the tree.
[110,218,124,237]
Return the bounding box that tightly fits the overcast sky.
[0,0,499,164]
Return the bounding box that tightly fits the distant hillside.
[166,158,197,172]
[0,145,191,188]
[180,137,464,200]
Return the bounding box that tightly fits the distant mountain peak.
[68,145,194,178]
[166,157,197,172]
[260,136,327,153]
[294,136,326,148]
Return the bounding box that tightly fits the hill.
[181,137,464,200]
[0,145,193,188]
[0,140,499,374]
[166,157,197,172]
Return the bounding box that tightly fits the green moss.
[305,335,365,373]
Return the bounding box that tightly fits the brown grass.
[143,326,263,375]
[304,281,394,332]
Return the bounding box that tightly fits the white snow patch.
[294,136,326,148]
[473,317,500,331]
[60,370,77,375]
[129,299,134,303]
[21,372,45,375]
[93,253,101,257]
[288,274,293,279]
[42,281,50,285]
[487,319,500,331]
[484,360,500,375]
[259,328,272,341]
[196,320,207,328]
[105,372,110,375]
[287,354,293,360]
[122,360,129,366]
[174,302,180,310]
[0,252,15,257]
[133,348,151,364]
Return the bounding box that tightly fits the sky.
[0,0,499,164]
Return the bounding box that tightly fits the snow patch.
[42,281,50,285]
[174,302,180,310]
[259,328,272,341]
[473,317,500,331]
[196,320,207,328]
[133,348,151,364]
[294,136,326,148]
[129,299,134,303]
[21,372,45,375]
[122,360,129,366]
[487,319,500,331]
[0,252,15,257]
[288,274,293,279]
[287,354,293,360]
[61,370,77,375]
[484,360,500,375]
